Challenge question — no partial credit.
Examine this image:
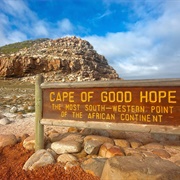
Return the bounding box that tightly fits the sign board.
[35,75,180,150]
[42,87,179,126]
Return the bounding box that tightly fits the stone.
[9,106,17,113]
[0,134,17,148]
[0,36,119,81]
[51,140,82,154]
[48,132,63,142]
[81,158,107,178]
[101,156,180,180]
[129,140,143,148]
[105,146,125,158]
[68,127,79,133]
[169,154,180,166]
[73,149,87,159]
[84,140,102,155]
[80,128,109,137]
[144,142,164,150]
[23,135,35,150]
[60,133,84,143]
[124,148,144,157]
[64,161,80,170]
[84,135,114,145]
[99,143,124,158]
[23,149,55,171]
[114,139,130,148]
[57,154,77,163]
[0,117,11,125]
[0,113,4,119]
[99,143,113,157]
[108,130,126,139]
[152,149,171,159]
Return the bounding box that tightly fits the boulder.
[99,143,124,158]
[84,140,102,155]
[81,158,107,178]
[84,135,114,145]
[57,154,77,163]
[0,134,17,148]
[0,117,11,125]
[101,156,180,180]
[51,140,82,154]
[23,149,55,171]
[23,135,35,150]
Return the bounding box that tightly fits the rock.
[81,158,107,178]
[144,142,164,150]
[64,161,80,170]
[27,106,35,112]
[0,113,5,119]
[129,140,143,148]
[101,156,180,180]
[80,128,109,137]
[0,36,119,82]
[152,149,171,159]
[9,106,17,113]
[16,114,24,119]
[114,139,130,148]
[99,143,124,158]
[108,130,126,139]
[60,133,84,143]
[23,149,55,171]
[84,135,114,145]
[51,140,82,154]
[73,149,87,159]
[23,135,35,150]
[0,117,11,125]
[48,132,63,142]
[57,154,77,163]
[99,143,113,157]
[105,146,125,158]
[0,134,17,148]
[169,153,180,166]
[84,140,102,155]
[51,133,83,154]
[68,127,79,133]
[123,147,143,157]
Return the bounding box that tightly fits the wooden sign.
[42,87,180,126]
[35,75,180,150]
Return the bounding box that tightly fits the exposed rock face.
[0,36,119,81]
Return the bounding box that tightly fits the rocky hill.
[0,36,119,82]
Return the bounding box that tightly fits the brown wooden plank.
[42,85,180,127]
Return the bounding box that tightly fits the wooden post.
[35,74,44,151]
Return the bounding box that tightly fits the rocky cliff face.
[0,36,119,82]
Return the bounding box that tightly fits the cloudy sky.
[0,0,180,79]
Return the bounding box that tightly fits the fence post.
[35,74,44,151]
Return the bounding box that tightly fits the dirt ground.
[0,140,99,180]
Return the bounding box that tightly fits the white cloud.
[33,21,49,37]
[85,1,180,79]
[57,18,74,34]
[0,0,75,44]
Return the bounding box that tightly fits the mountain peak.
[0,36,120,82]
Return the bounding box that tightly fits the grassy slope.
[0,38,49,55]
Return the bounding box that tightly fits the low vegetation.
[0,38,49,55]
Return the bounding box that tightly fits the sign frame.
[35,75,180,150]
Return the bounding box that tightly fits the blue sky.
[0,0,180,79]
